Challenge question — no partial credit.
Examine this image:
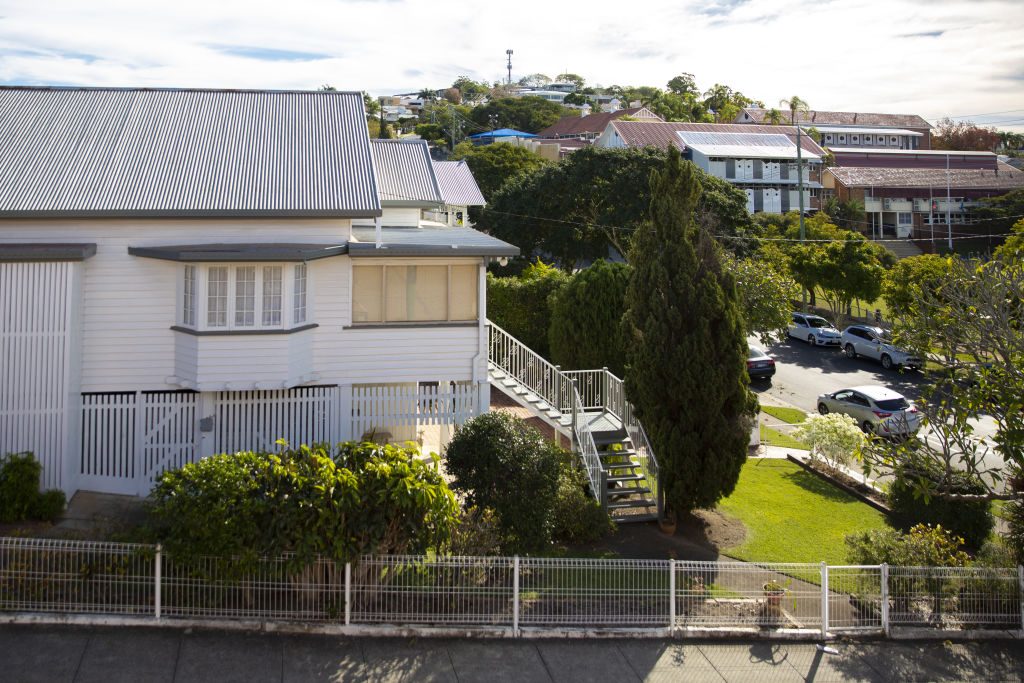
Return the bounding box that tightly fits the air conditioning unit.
[913,199,928,212]
[883,198,894,210]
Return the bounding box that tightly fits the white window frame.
[180,263,311,332]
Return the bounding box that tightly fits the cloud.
[209,45,333,62]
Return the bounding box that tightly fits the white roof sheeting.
[370,139,443,206]
[0,87,381,218]
[678,132,821,161]
[432,161,486,206]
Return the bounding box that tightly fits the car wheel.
[818,403,829,415]
[861,420,874,434]
[844,343,857,359]
[807,334,815,346]
[881,354,893,370]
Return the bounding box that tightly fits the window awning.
[0,243,97,261]
[128,243,348,262]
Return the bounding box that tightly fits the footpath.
[3,623,1023,682]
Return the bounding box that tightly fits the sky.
[1,0,1023,132]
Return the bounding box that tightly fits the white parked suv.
[788,313,841,347]
[841,325,921,371]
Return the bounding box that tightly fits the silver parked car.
[788,312,841,347]
[817,385,921,436]
[841,325,921,370]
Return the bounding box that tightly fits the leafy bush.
[845,524,969,567]
[887,455,993,549]
[147,442,458,574]
[486,261,568,359]
[550,463,613,544]
[447,506,503,556]
[0,452,65,523]
[443,412,563,553]
[793,413,866,470]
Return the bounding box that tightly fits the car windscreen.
[876,398,909,411]
[808,318,831,328]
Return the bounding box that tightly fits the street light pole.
[797,125,807,313]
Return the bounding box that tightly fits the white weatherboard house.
[0,87,517,497]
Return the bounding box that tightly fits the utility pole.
[946,153,953,251]
[489,113,497,144]
[797,124,807,313]
[506,49,513,86]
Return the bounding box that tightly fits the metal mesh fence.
[2,537,1021,636]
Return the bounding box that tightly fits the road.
[749,334,1005,485]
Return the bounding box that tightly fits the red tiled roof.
[827,162,1024,190]
[739,108,932,130]
[537,107,662,138]
[607,121,826,156]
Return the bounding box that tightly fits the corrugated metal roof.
[349,225,519,257]
[739,108,932,129]
[0,86,381,218]
[432,161,486,206]
[537,107,662,138]
[807,125,924,136]
[827,163,1024,190]
[679,132,821,161]
[370,139,442,206]
[607,121,825,156]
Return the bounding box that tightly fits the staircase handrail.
[569,382,604,501]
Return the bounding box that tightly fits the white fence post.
[821,562,828,638]
[1018,565,1023,634]
[513,556,520,636]
[882,563,890,637]
[345,562,351,626]
[154,544,162,620]
[668,560,676,630]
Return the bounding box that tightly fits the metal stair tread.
[606,499,657,510]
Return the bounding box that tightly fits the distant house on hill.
[596,121,825,213]
[735,108,932,150]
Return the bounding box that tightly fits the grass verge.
[716,459,894,564]
[761,405,807,424]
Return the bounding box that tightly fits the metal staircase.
[487,321,662,522]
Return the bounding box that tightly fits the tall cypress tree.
[621,147,757,516]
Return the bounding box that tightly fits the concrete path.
[2,624,1022,682]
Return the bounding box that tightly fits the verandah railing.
[2,537,1022,636]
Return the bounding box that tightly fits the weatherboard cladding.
[0,87,381,218]
[432,161,486,206]
[370,139,442,206]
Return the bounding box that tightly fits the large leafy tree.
[815,236,887,321]
[548,260,631,377]
[867,259,1024,502]
[476,146,753,271]
[469,97,570,134]
[621,148,758,516]
[931,117,1000,151]
[448,141,548,202]
[724,255,800,345]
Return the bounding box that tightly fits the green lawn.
[759,405,810,450]
[716,459,894,564]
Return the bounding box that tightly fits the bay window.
[179,263,312,332]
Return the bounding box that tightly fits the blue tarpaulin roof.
[469,128,538,138]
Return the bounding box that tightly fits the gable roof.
[738,108,932,130]
[0,86,381,218]
[370,139,442,207]
[606,121,825,156]
[537,107,662,138]
[827,162,1024,190]
[432,161,486,206]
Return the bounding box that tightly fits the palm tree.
[765,108,784,125]
[780,95,810,125]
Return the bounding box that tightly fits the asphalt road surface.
[749,333,1005,486]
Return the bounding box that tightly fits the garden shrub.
[792,412,866,470]
[447,506,503,556]
[146,442,458,574]
[550,462,613,544]
[887,455,993,550]
[845,524,969,567]
[0,452,66,523]
[443,412,563,553]
[486,260,568,359]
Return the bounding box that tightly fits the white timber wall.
[352,207,423,228]
[0,260,83,492]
